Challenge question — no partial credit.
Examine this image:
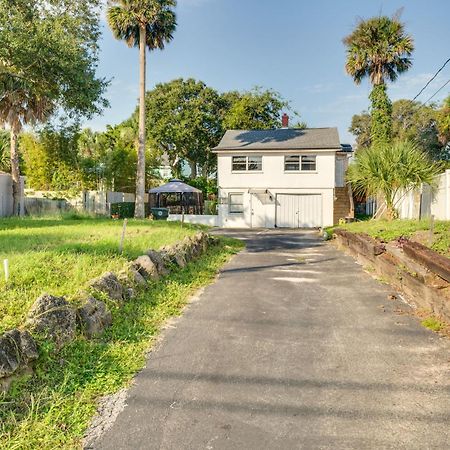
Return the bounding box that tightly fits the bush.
[347,140,443,220]
[110,202,151,219]
[110,202,135,219]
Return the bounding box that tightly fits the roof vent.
[281,113,289,128]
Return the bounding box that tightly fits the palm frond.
[107,0,177,50]
[343,14,414,86]
[346,140,443,214]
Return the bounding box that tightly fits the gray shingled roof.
[213,128,341,151]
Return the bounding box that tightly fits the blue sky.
[86,0,450,144]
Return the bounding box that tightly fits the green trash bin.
[151,207,170,220]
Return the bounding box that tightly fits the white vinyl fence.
[0,173,13,217]
[368,170,450,220]
[0,173,25,217]
[168,214,219,226]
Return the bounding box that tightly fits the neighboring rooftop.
[213,127,341,152]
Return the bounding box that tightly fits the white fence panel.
[394,170,450,221]
[430,170,450,220]
[168,214,219,227]
[0,173,13,217]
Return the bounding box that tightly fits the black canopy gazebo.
[148,179,203,215]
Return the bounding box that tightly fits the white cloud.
[302,82,337,94]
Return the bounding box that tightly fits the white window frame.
[284,155,317,173]
[228,193,244,214]
[232,155,263,172]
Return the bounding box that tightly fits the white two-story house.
[213,123,352,229]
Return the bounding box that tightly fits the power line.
[412,58,450,101]
[423,78,450,104]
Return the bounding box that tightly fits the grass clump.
[0,217,204,332]
[0,236,244,450]
[421,316,445,332]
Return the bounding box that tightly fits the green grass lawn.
[336,219,450,257]
[0,217,203,333]
[0,235,243,449]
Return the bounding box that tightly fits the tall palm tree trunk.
[10,126,21,216]
[134,25,147,219]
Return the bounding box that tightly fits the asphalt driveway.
[91,230,450,450]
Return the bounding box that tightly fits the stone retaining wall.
[0,231,215,391]
[334,229,450,322]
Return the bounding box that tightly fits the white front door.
[276,194,322,228]
[250,193,266,228]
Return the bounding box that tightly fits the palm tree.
[107,0,177,218]
[0,76,54,214]
[346,140,442,220]
[343,14,414,145]
[0,129,10,172]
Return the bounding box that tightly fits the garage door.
[276,194,322,228]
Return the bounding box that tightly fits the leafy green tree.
[21,125,82,191]
[343,14,414,145]
[437,96,450,150]
[141,78,223,178]
[350,99,447,160]
[0,0,107,213]
[349,112,372,149]
[347,140,443,220]
[107,0,177,218]
[221,88,291,130]
[392,99,443,159]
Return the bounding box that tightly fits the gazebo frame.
[148,179,204,215]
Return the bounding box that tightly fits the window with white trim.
[228,193,244,213]
[232,155,262,172]
[284,155,317,172]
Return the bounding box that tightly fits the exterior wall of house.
[217,151,337,228]
[218,151,336,189]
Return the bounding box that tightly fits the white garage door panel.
[276,194,322,228]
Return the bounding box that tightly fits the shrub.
[347,140,443,220]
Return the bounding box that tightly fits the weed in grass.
[375,275,390,285]
[0,237,244,450]
[421,317,445,332]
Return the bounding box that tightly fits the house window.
[229,193,244,213]
[232,156,262,172]
[248,156,262,171]
[232,156,247,171]
[285,155,300,171]
[284,155,317,172]
[301,155,316,171]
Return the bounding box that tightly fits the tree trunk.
[189,160,197,178]
[10,126,21,216]
[134,25,147,219]
[384,195,397,221]
[202,164,208,177]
